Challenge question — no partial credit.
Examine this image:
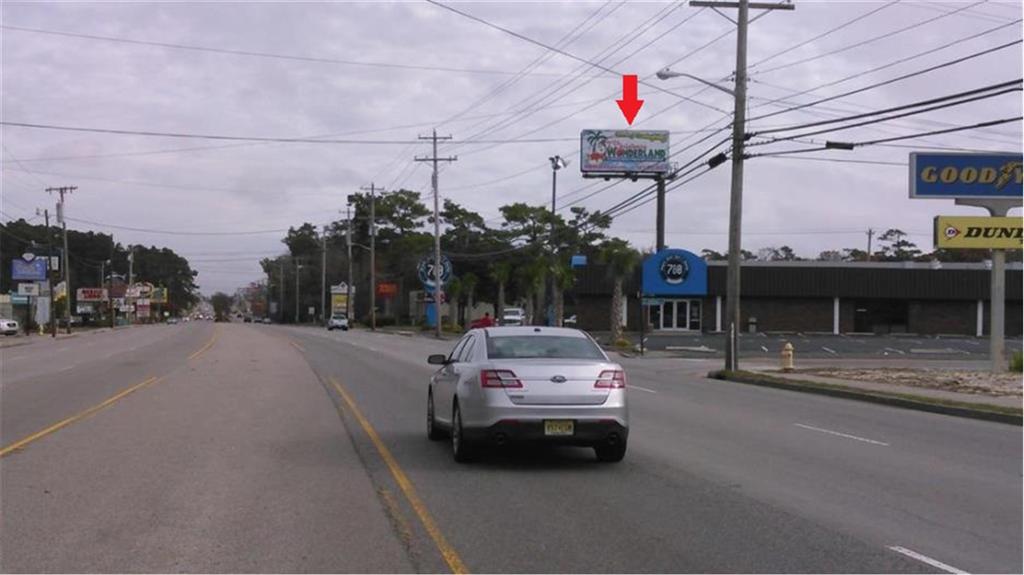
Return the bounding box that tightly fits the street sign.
[580,130,671,175]
[12,294,29,305]
[935,216,1023,249]
[77,288,108,302]
[17,283,40,296]
[11,258,47,281]
[417,255,452,288]
[909,152,1022,199]
[308,306,315,316]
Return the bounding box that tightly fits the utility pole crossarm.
[690,1,794,9]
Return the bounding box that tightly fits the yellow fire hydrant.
[781,342,795,372]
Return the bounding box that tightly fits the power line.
[752,0,988,76]
[747,21,1022,119]
[64,216,292,236]
[746,38,1022,123]
[0,24,583,78]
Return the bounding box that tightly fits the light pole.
[345,200,354,322]
[321,225,328,326]
[548,155,569,326]
[295,262,304,323]
[657,66,743,369]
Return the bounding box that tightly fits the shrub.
[1011,351,1023,372]
[614,337,631,349]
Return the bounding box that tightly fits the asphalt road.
[1,323,1020,573]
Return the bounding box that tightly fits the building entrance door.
[656,299,701,330]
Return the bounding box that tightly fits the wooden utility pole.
[689,0,793,371]
[415,130,457,338]
[46,186,76,333]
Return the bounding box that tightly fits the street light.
[655,69,736,97]
[295,262,304,323]
[656,64,746,371]
[548,155,570,326]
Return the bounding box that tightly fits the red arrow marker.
[616,74,644,125]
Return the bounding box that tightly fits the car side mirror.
[427,354,449,365]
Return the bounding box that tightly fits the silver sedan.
[427,326,629,463]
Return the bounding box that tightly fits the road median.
[708,369,1022,426]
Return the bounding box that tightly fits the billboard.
[331,293,349,313]
[934,216,1023,249]
[581,130,670,175]
[910,153,1022,199]
[150,287,168,303]
[11,258,47,281]
[77,288,108,302]
[376,282,398,298]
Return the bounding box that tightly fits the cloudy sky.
[2,0,1021,294]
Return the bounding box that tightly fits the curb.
[708,370,1022,426]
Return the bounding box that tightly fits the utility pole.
[548,155,567,327]
[46,186,76,334]
[346,204,354,320]
[128,245,135,325]
[37,208,57,337]
[690,0,793,372]
[295,262,303,323]
[415,130,457,338]
[321,226,328,326]
[866,228,875,261]
[279,260,285,323]
[361,183,383,331]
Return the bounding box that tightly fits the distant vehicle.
[261,317,272,324]
[1,318,19,336]
[501,307,527,326]
[183,317,190,323]
[57,316,83,328]
[327,313,349,331]
[426,326,629,463]
[167,318,179,325]
[243,316,253,323]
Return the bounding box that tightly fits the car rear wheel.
[427,391,444,441]
[451,402,475,463]
[594,439,627,463]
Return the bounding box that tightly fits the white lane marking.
[821,346,836,355]
[883,347,906,355]
[630,384,657,394]
[760,345,769,352]
[888,546,967,574]
[794,423,889,446]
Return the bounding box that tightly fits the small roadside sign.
[641,297,665,306]
[17,283,41,296]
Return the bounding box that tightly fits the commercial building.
[572,258,1023,336]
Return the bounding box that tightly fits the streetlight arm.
[655,69,735,96]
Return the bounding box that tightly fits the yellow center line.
[328,376,469,575]
[188,326,220,360]
[0,376,160,458]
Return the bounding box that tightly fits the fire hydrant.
[780,342,795,372]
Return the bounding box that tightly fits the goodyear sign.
[910,152,1022,199]
[935,216,1023,249]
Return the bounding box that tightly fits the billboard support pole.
[656,177,666,252]
[956,198,1017,372]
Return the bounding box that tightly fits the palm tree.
[599,239,640,342]
[445,276,463,328]
[489,261,512,318]
[550,260,574,327]
[461,272,478,325]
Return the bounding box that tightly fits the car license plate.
[544,420,574,436]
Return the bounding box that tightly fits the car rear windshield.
[486,335,605,360]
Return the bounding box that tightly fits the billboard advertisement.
[11,258,47,281]
[934,216,1023,249]
[331,293,349,313]
[77,288,108,302]
[581,130,670,175]
[150,287,168,303]
[909,152,1022,199]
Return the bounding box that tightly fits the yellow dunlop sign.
[934,216,1023,249]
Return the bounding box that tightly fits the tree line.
[0,218,200,316]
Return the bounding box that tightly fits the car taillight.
[480,369,523,388]
[595,370,626,389]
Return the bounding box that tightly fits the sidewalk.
[0,326,128,348]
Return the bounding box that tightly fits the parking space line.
[328,376,468,574]
[794,423,889,446]
[630,384,657,394]
[888,546,966,574]
[883,347,906,355]
[821,346,837,355]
